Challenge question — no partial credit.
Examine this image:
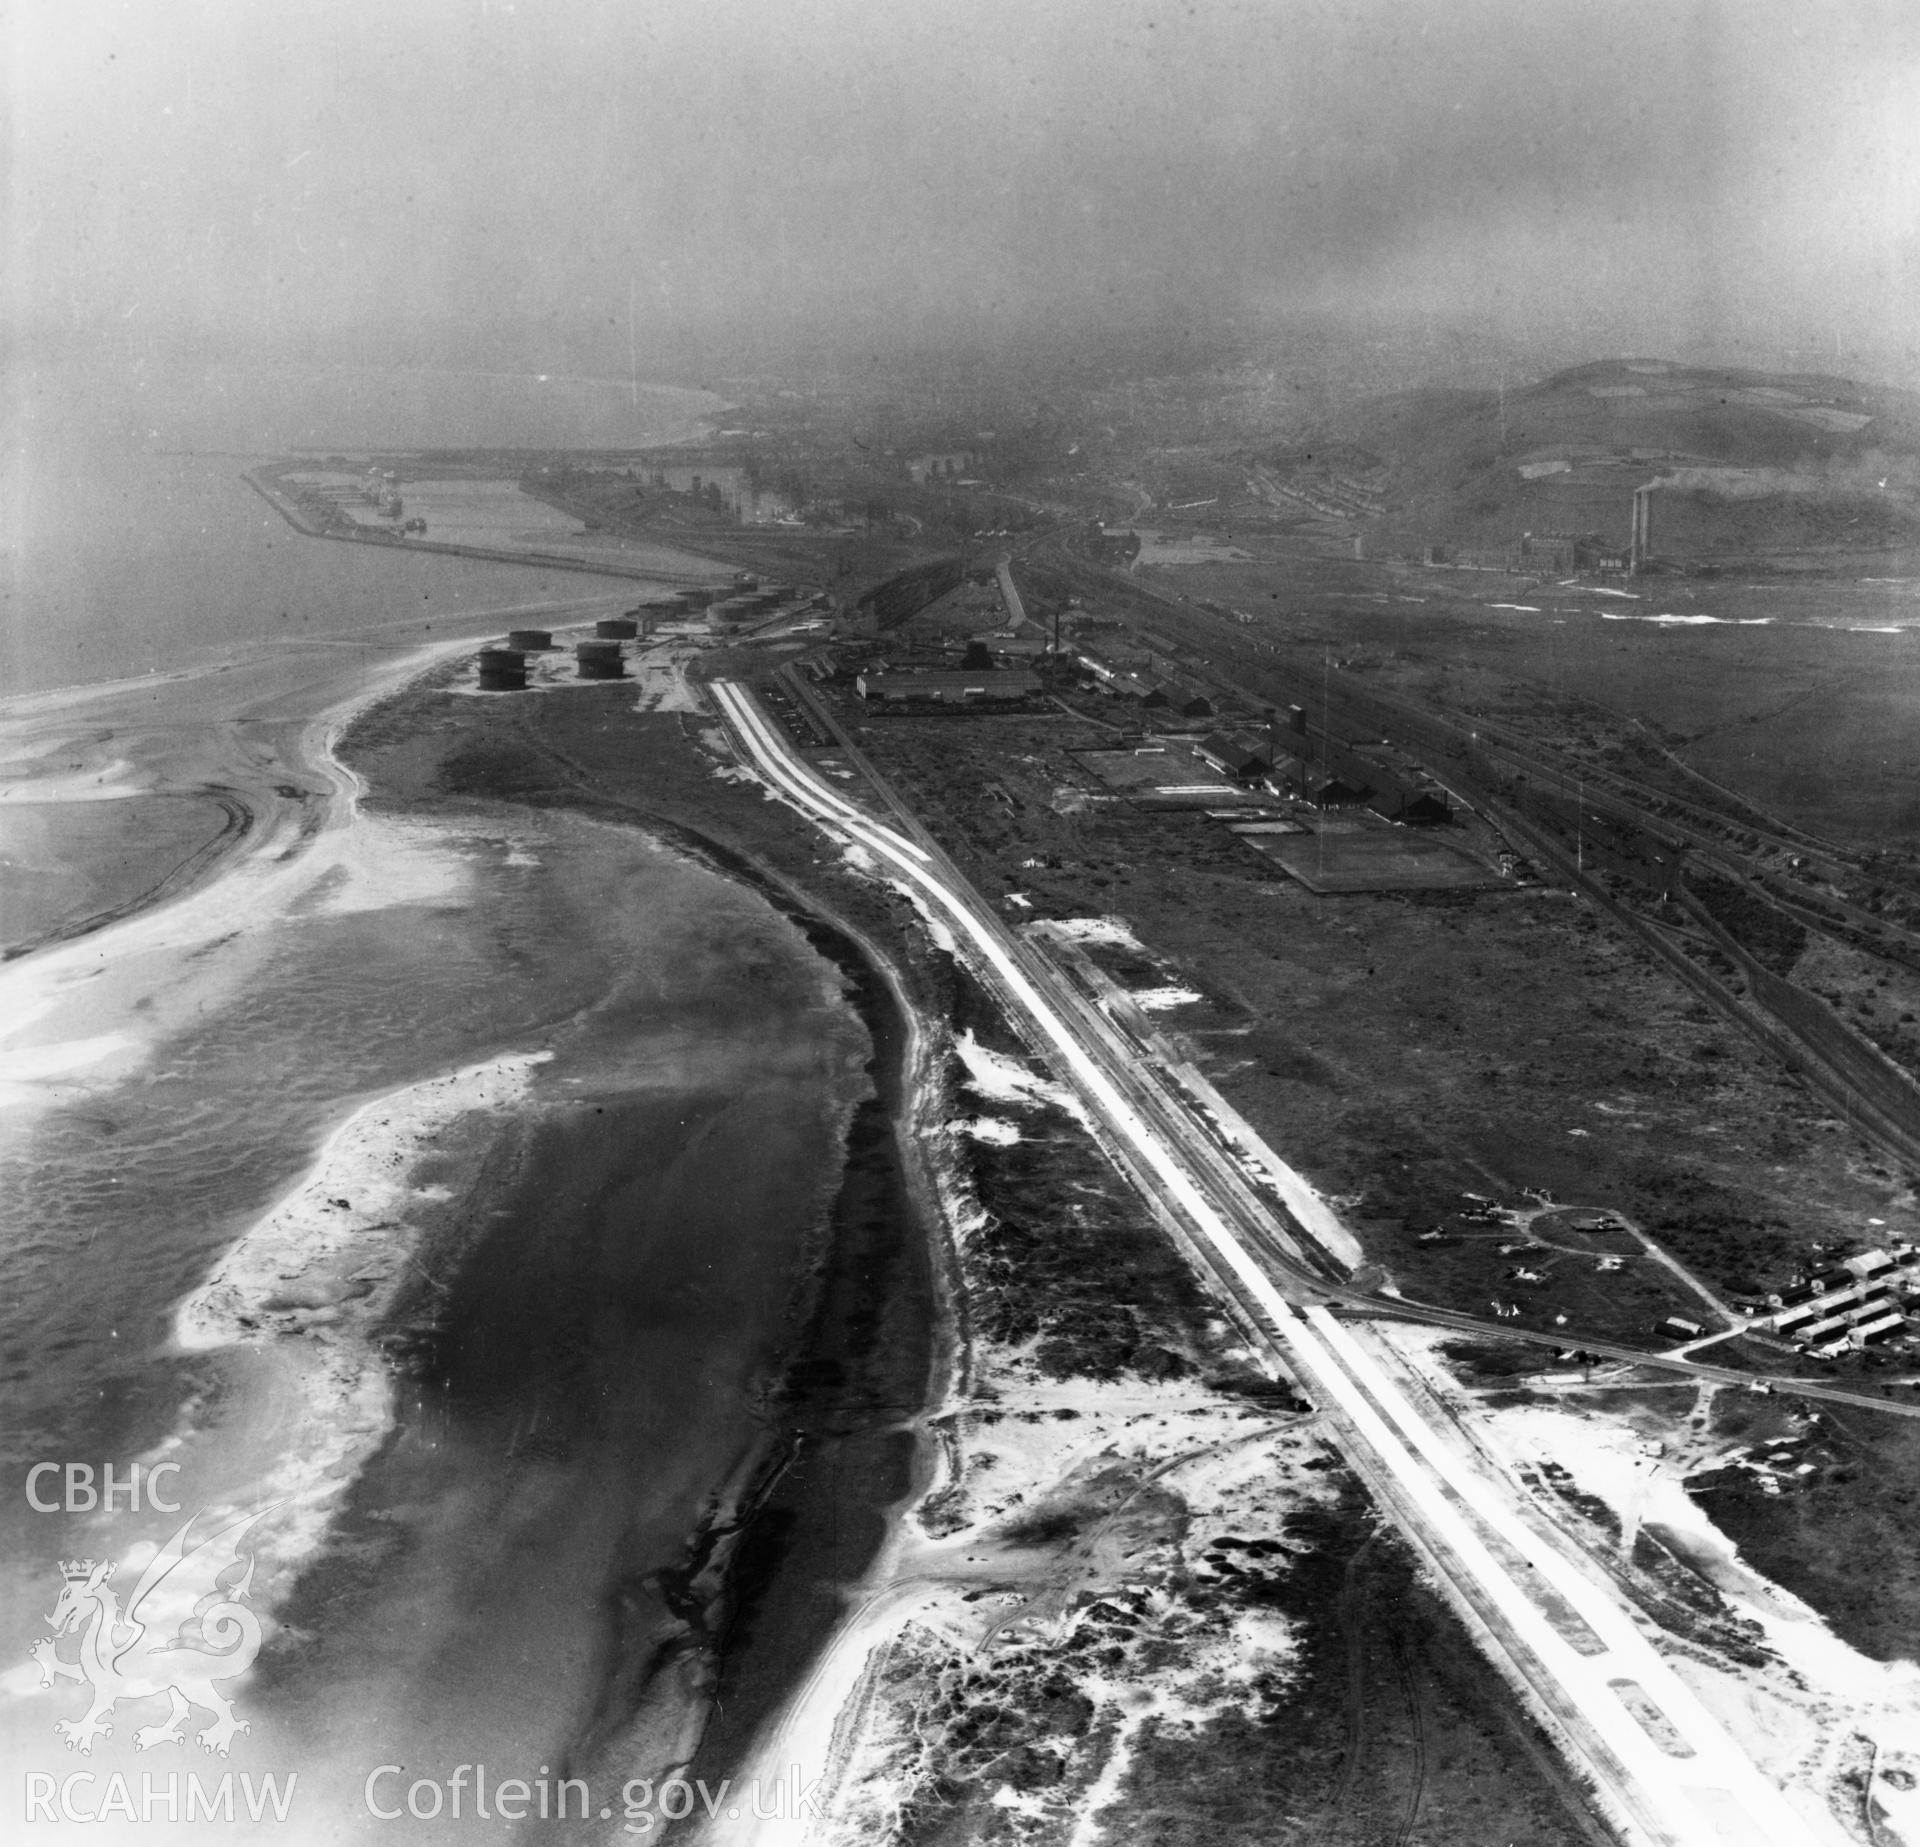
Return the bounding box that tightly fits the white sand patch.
[913,1362,1313,1554]
[961,1115,1023,1145]
[885,878,962,958]
[1386,1324,1920,1842]
[1603,612,1734,626]
[0,756,142,802]
[1130,984,1205,1010]
[1044,915,1148,951]
[305,812,473,915]
[169,1051,550,1604]
[952,1029,1069,1111]
[0,1031,137,1085]
[0,1032,149,1121]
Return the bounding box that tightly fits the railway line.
[710,674,1844,1847]
[1012,534,1920,1191]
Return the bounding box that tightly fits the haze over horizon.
[9,0,1920,392]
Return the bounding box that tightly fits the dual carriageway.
[709,674,1845,1847]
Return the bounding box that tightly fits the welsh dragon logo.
[29,1509,269,1757]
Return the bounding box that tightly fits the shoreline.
[16,602,1835,1840]
[326,668,966,1832]
[0,630,498,1126]
[1,602,1360,1839]
[3,633,924,1823]
[663,871,949,1810]
[244,464,724,587]
[0,599,631,968]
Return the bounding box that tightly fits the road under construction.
[710,675,1846,1847]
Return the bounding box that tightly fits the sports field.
[1247,827,1505,893]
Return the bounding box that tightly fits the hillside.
[1270,358,1920,570]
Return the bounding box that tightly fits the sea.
[0,359,874,1841]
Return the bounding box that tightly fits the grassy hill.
[1277,358,1920,569]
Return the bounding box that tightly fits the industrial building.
[855,669,1042,706]
[1196,732,1279,783]
[1142,680,1215,719]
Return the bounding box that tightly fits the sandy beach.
[12,590,1915,1846]
[0,610,904,1841]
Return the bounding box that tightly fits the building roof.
[1844,1248,1895,1275]
[1197,733,1271,777]
[857,669,1041,699]
[1395,790,1455,823]
[1310,776,1371,806]
[1076,648,1150,679]
[1145,680,1214,712]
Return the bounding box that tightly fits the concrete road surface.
[711,678,1841,1847]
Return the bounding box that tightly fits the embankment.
[244,468,718,587]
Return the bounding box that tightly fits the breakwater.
[243,468,719,587]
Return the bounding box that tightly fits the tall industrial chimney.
[1630,485,1655,575]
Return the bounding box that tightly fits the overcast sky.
[9,0,1920,380]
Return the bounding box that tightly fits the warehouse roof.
[857,669,1041,700]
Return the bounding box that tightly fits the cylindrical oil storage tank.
[505,628,553,651]
[477,647,528,691]
[575,639,625,680]
[594,616,639,640]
